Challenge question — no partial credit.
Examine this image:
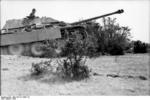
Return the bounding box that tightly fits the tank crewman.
[22,8,37,31]
[27,8,36,19]
[22,8,36,25]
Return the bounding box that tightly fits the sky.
[1,0,150,43]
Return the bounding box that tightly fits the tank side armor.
[1,27,61,46]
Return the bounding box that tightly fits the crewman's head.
[32,8,36,13]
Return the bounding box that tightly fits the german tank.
[1,9,124,57]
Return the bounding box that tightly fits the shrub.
[31,60,52,75]
[108,44,124,55]
[85,18,131,56]
[133,40,148,53]
[59,59,91,80]
[58,33,91,80]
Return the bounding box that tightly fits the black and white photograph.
[0,0,150,97]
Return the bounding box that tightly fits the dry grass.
[1,54,150,96]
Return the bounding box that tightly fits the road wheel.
[8,44,24,55]
[31,43,44,56]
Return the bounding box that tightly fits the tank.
[0,9,124,57]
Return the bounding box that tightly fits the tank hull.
[1,27,61,46]
[1,27,61,56]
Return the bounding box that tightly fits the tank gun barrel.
[70,9,124,25]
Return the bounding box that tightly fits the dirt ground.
[1,54,150,96]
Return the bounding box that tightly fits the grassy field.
[1,54,150,96]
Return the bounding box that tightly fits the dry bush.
[31,60,52,75]
[56,33,92,80]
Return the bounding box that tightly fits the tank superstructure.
[1,9,124,57]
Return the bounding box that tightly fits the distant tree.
[133,40,148,53]
[85,17,131,55]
